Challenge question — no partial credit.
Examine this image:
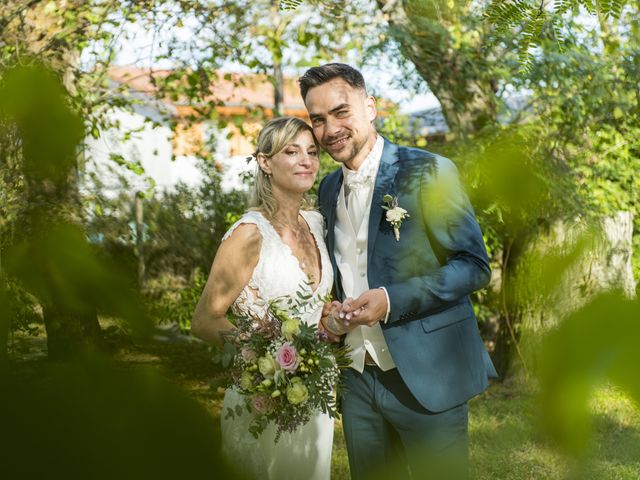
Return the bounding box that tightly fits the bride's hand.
[320,300,348,341]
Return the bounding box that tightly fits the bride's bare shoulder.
[220,221,262,257]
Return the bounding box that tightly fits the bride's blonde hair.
[250,117,318,219]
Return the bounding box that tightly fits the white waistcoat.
[334,184,396,372]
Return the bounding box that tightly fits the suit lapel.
[320,169,343,295]
[368,139,400,267]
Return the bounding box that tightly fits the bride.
[191,117,334,479]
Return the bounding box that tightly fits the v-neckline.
[258,211,324,294]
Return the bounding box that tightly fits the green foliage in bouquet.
[220,285,351,442]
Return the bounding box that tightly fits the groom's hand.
[341,289,388,327]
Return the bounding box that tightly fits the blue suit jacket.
[317,138,497,412]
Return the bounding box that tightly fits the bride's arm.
[191,223,262,346]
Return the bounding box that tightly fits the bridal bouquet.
[221,286,351,441]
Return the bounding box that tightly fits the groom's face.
[304,78,376,169]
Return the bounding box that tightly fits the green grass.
[469,381,640,480]
[7,328,640,479]
[327,381,640,480]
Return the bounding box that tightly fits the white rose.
[386,207,407,223]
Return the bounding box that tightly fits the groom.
[300,63,497,479]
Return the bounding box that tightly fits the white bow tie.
[342,135,384,192]
[344,169,373,191]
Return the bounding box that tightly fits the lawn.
[6,325,640,479]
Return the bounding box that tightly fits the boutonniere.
[382,194,410,241]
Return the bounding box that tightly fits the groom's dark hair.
[299,63,367,101]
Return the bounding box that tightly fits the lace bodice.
[222,210,333,326]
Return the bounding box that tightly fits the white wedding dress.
[220,210,334,480]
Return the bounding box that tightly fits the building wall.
[84,105,202,194]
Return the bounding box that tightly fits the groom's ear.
[257,153,271,175]
[366,95,377,123]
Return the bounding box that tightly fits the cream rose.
[281,318,301,341]
[258,354,278,378]
[240,371,254,390]
[286,378,309,405]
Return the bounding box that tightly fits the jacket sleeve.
[317,175,327,209]
[384,155,491,324]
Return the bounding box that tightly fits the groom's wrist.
[378,287,390,324]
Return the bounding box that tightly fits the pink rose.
[251,395,273,414]
[275,342,299,372]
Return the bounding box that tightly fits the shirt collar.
[341,135,384,190]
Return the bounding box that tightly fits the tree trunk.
[134,192,145,287]
[493,212,637,378]
[2,0,103,359]
[0,284,8,366]
[594,212,636,297]
[23,166,104,359]
[273,58,284,117]
[269,0,285,118]
[376,0,498,138]
[42,304,103,361]
[492,234,527,379]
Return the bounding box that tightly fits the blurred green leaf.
[0,353,239,478]
[5,223,152,337]
[538,293,640,456]
[0,65,84,184]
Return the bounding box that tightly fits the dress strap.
[300,210,325,240]
[221,211,275,243]
[221,211,278,295]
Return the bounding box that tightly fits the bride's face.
[262,130,319,195]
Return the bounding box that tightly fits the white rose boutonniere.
[382,194,410,241]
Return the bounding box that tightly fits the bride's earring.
[257,153,271,179]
